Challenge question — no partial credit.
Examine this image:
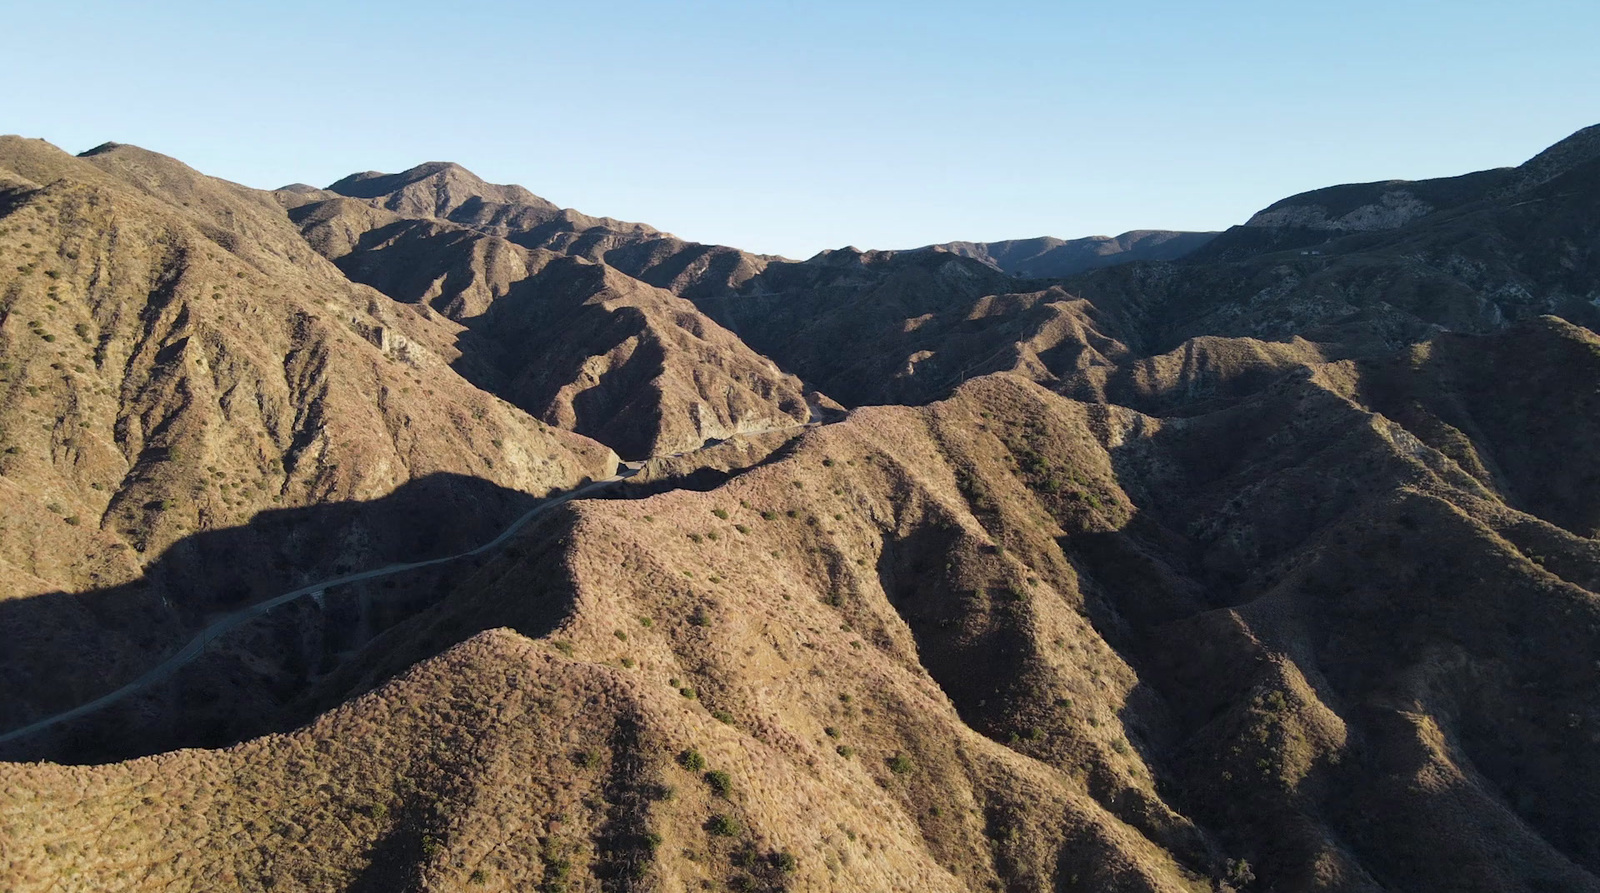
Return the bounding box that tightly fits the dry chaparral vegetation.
[1,123,1599,892]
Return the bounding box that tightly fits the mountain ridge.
[1,122,1599,893]
[929,230,1220,277]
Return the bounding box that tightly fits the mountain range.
[1,122,1598,893]
[928,230,1220,278]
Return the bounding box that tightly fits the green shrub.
[706,814,741,837]
[886,753,914,775]
[704,770,732,797]
[677,749,706,772]
[835,745,855,758]
[712,508,729,520]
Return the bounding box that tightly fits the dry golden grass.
[0,137,615,731]
[5,133,1600,893]
[7,332,1600,889]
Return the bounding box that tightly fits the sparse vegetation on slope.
[3,125,1600,893]
[0,137,615,739]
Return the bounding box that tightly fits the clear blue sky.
[5,1,1597,258]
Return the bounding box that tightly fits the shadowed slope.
[0,138,615,754]
[4,127,1600,893]
[9,322,1599,890]
[284,185,810,457]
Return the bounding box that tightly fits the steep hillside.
[9,317,1600,891]
[289,163,1167,413]
[306,162,769,297]
[0,137,616,736]
[457,256,812,459]
[285,124,1600,422]
[1189,123,1600,265]
[283,177,810,457]
[1354,316,1600,537]
[742,123,1600,407]
[4,125,1600,893]
[1066,124,1600,355]
[795,123,1600,404]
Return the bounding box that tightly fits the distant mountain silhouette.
[928,230,1219,277]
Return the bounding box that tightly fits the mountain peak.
[324,160,557,221]
[76,141,124,157]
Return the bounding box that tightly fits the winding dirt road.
[0,467,641,746]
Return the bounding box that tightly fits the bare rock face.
[1243,187,1437,231]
